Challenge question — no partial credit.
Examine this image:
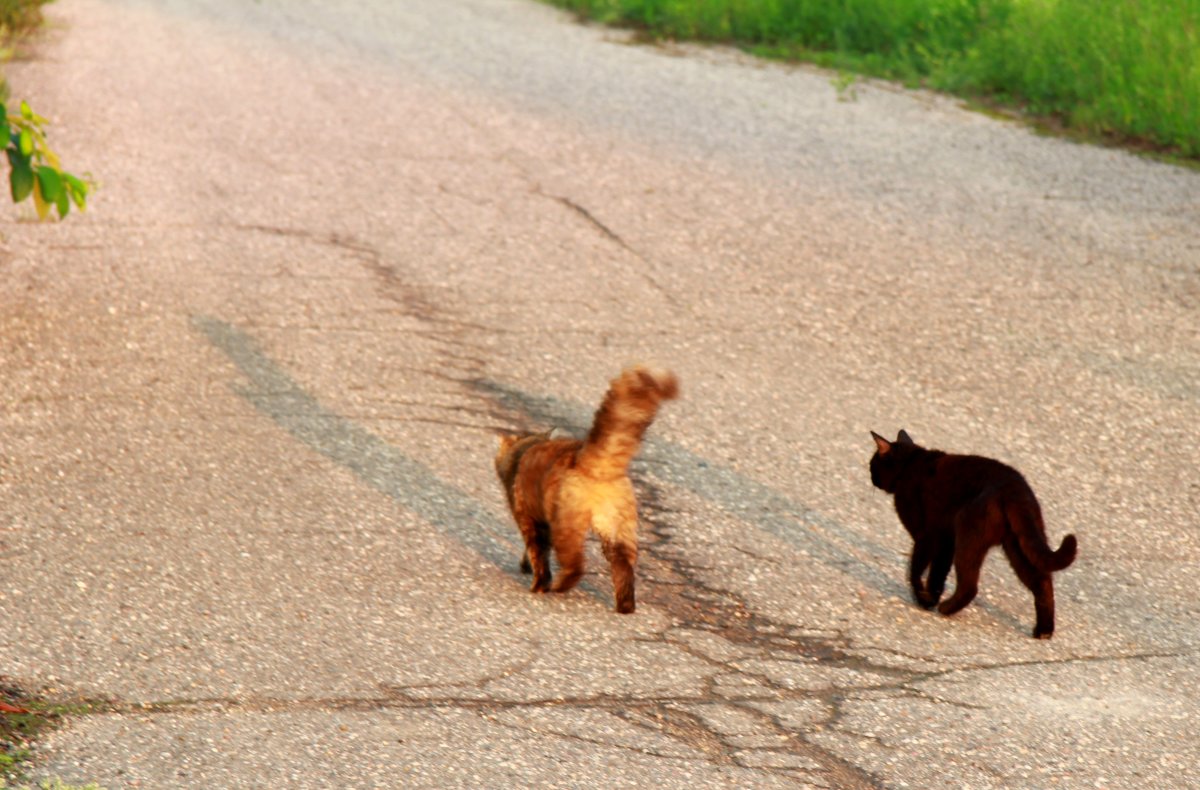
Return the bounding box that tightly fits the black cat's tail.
[1008,503,1077,572]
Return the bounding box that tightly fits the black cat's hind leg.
[1003,536,1056,638]
[938,533,988,617]
[938,497,1003,618]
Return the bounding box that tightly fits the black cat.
[870,430,1077,638]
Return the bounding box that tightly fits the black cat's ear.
[871,431,892,455]
[897,429,914,445]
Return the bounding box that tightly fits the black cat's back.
[937,453,1076,568]
[929,453,1033,520]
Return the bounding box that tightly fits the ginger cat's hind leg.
[602,536,637,614]
[550,511,588,594]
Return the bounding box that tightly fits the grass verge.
[0,0,51,87]
[542,0,1200,161]
[0,680,104,789]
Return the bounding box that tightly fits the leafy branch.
[3,100,90,220]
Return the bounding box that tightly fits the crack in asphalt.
[93,638,1192,721]
[537,190,682,310]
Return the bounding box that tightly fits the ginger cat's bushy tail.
[575,367,679,480]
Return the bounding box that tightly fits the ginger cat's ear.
[871,431,891,455]
[896,429,914,445]
[497,434,517,453]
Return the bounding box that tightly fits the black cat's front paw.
[914,589,940,609]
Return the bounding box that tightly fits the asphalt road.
[2,0,1198,787]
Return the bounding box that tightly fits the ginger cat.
[494,367,679,613]
[870,430,1077,638]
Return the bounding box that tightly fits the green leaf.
[35,166,62,203]
[56,184,70,217]
[8,150,33,202]
[18,129,32,157]
[20,100,31,120]
[31,175,50,219]
[63,172,89,208]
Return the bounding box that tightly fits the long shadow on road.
[193,315,521,571]
[195,315,907,606]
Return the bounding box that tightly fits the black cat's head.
[869,429,917,493]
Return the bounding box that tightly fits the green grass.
[955,0,1200,156]
[1,683,60,783]
[0,0,49,33]
[0,778,105,790]
[545,0,1200,158]
[1,682,105,789]
[0,0,53,100]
